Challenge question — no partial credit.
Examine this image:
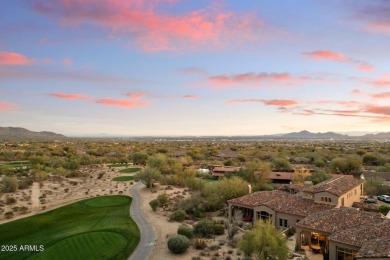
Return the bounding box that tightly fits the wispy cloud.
[371,75,390,87]
[372,92,390,99]
[302,50,374,71]
[228,99,298,106]
[47,93,91,100]
[346,0,390,35]
[302,50,347,61]
[33,0,265,52]
[201,72,326,89]
[0,101,19,111]
[95,98,149,109]
[0,52,33,65]
[126,93,145,100]
[182,95,198,99]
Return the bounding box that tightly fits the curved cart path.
[128,182,157,260]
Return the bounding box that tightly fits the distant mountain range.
[0,127,66,139]
[253,130,390,140]
[1,127,390,140]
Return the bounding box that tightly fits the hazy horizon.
[1,1,389,136]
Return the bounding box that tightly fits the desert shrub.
[5,197,16,205]
[379,205,390,215]
[0,176,18,193]
[193,238,207,249]
[18,178,33,190]
[177,224,194,239]
[20,206,28,214]
[149,199,159,211]
[157,193,169,207]
[167,235,190,254]
[170,209,187,222]
[4,211,14,219]
[194,220,215,238]
[214,224,225,235]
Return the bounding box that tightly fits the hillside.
[0,127,66,139]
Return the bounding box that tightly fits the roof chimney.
[247,184,252,194]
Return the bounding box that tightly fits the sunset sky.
[1,0,389,136]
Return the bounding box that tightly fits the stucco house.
[296,208,390,259]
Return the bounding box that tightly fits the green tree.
[239,220,288,260]
[306,170,330,185]
[130,152,148,166]
[272,157,292,171]
[136,167,162,188]
[329,155,362,175]
[202,176,249,211]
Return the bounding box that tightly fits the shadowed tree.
[239,220,288,260]
[136,167,162,188]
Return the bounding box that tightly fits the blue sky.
[0,0,389,136]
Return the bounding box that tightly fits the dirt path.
[31,182,40,211]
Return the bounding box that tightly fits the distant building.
[211,166,241,178]
[216,149,238,159]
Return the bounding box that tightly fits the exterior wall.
[302,191,314,200]
[253,205,276,224]
[329,241,360,260]
[313,191,339,206]
[275,212,304,229]
[338,184,363,207]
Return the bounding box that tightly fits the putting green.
[30,231,127,260]
[84,196,130,207]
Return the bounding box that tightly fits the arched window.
[321,197,324,201]
[329,198,332,203]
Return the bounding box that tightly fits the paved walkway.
[31,182,40,211]
[128,182,157,260]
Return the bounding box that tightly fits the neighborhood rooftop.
[296,207,383,234]
[355,237,390,259]
[302,174,364,196]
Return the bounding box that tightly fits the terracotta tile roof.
[228,191,334,217]
[303,174,364,196]
[356,237,390,259]
[278,184,306,194]
[297,208,383,234]
[270,172,293,180]
[263,193,335,217]
[212,166,241,173]
[329,219,390,248]
[352,202,380,212]
[228,190,283,207]
[362,171,390,181]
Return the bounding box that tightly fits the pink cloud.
[206,72,307,89]
[95,98,149,108]
[372,76,390,87]
[367,21,390,34]
[33,0,264,52]
[0,52,33,65]
[302,50,347,61]
[63,58,73,66]
[0,102,18,111]
[357,64,375,71]
[182,95,198,99]
[228,99,298,106]
[48,93,91,100]
[302,50,374,72]
[365,105,390,116]
[126,93,145,100]
[372,92,390,99]
[351,89,365,95]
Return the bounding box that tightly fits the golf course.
[0,195,140,260]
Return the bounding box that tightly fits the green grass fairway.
[113,176,135,182]
[119,168,141,173]
[107,164,129,168]
[0,196,140,260]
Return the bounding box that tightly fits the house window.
[354,189,356,195]
[329,198,332,203]
[258,211,272,222]
[321,197,324,201]
[278,218,288,227]
[336,246,356,260]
